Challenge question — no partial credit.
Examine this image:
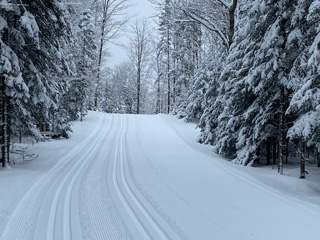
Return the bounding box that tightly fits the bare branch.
[217,0,231,9]
[181,7,229,50]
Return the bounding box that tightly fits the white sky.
[108,0,156,67]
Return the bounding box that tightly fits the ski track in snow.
[0,114,106,240]
[128,116,233,240]
[45,115,110,240]
[1,114,134,240]
[107,115,184,240]
[0,114,193,240]
[1,112,320,240]
[79,114,133,240]
[162,115,320,217]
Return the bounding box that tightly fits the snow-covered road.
[1,112,320,240]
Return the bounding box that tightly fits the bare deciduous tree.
[178,0,238,51]
[128,19,152,114]
[93,0,130,109]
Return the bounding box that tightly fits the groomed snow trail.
[0,113,185,240]
[107,115,181,240]
[1,112,320,240]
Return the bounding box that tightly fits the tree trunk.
[300,140,305,179]
[80,102,83,122]
[136,66,141,114]
[52,110,55,132]
[228,0,238,49]
[266,141,271,165]
[172,30,176,107]
[156,74,161,114]
[167,24,171,114]
[256,145,260,164]
[2,83,8,166]
[94,1,107,110]
[317,149,320,168]
[6,123,10,165]
[278,85,285,175]
[286,138,289,163]
[273,142,277,165]
[1,75,5,168]
[94,37,104,110]
[6,97,11,165]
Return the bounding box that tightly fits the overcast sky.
[108,0,156,67]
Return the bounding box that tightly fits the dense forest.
[0,0,129,167]
[152,0,320,178]
[1,0,320,177]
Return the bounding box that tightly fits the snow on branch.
[217,0,232,9]
[181,7,229,50]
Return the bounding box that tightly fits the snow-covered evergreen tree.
[199,0,320,168]
[157,0,174,114]
[287,0,320,149]
[185,34,226,122]
[0,0,89,165]
[171,7,202,117]
[68,10,97,121]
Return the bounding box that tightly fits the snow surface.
[0,112,320,240]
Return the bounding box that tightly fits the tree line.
[1,0,320,177]
[151,0,320,177]
[0,0,129,167]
